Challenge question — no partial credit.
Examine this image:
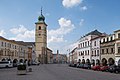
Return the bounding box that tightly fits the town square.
[0,0,120,80]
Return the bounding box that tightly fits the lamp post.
[67,49,70,64]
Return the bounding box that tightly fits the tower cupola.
[38,8,45,22]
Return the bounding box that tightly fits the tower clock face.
[37,30,41,36]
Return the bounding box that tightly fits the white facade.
[77,35,92,63]
[91,36,101,65]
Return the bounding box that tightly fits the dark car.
[77,63,84,68]
[83,64,91,69]
[108,65,120,73]
[69,63,77,67]
[100,66,109,71]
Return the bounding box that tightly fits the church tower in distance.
[35,8,47,64]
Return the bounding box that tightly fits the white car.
[0,61,13,68]
[32,62,40,65]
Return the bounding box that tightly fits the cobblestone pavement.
[0,64,120,80]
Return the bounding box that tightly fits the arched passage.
[108,58,115,66]
[91,59,95,66]
[2,58,5,61]
[96,59,100,65]
[86,59,90,64]
[82,59,85,64]
[102,58,107,66]
[78,59,81,64]
[13,59,18,67]
[19,59,23,63]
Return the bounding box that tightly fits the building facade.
[100,34,115,66]
[70,47,77,64]
[114,30,120,66]
[77,30,104,65]
[53,53,67,64]
[47,48,53,64]
[0,36,28,64]
[35,9,47,64]
[91,37,101,65]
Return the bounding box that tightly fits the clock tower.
[35,9,47,64]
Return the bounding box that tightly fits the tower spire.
[41,7,43,15]
[38,7,45,22]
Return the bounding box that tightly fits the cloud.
[62,0,83,8]
[47,17,75,43]
[9,25,35,41]
[80,6,87,11]
[0,30,6,36]
[48,36,64,43]
[10,25,27,34]
[79,19,84,26]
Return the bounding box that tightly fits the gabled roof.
[15,41,35,46]
[0,36,8,40]
[85,30,102,36]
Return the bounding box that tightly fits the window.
[85,42,87,47]
[85,51,87,55]
[88,50,89,55]
[107,37,109,42]
[106,48,109,54]
[111,48,114,53]
[80,43,82,48]
[102,49,104,54]
[5,42,6,47]
[94,50,96,56]
[94,41,96,46]
[1,42,3,47]
[39,26,41,30]
[97,50,99,56]
[10,44,11,48]
[39,34,41,36]
[110,37,113,41]
[103,38,105,42]
[83,43,84,47]
[78,44,79,48]
[0,50,3,56]
[92,51,93,56]
[118,47,120,53]
[118,33,120,38]
[88,41,89,46]
[79,52,80,56]
[15,45,16,49]
[5,51,6,56]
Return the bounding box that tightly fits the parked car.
[0,61,13,68]
[108,65,120,73]
[83,64,91,69]
[13,63,18,67]
[92,65,101,71]
[100,66,109,71]
[32,62,40,65]
[77,63,84,68]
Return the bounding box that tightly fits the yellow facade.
[0,36,28,63]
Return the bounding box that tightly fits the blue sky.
[0,0,120,54]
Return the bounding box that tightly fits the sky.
[0,0,120,54]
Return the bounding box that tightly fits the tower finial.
[41,7,43,15]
